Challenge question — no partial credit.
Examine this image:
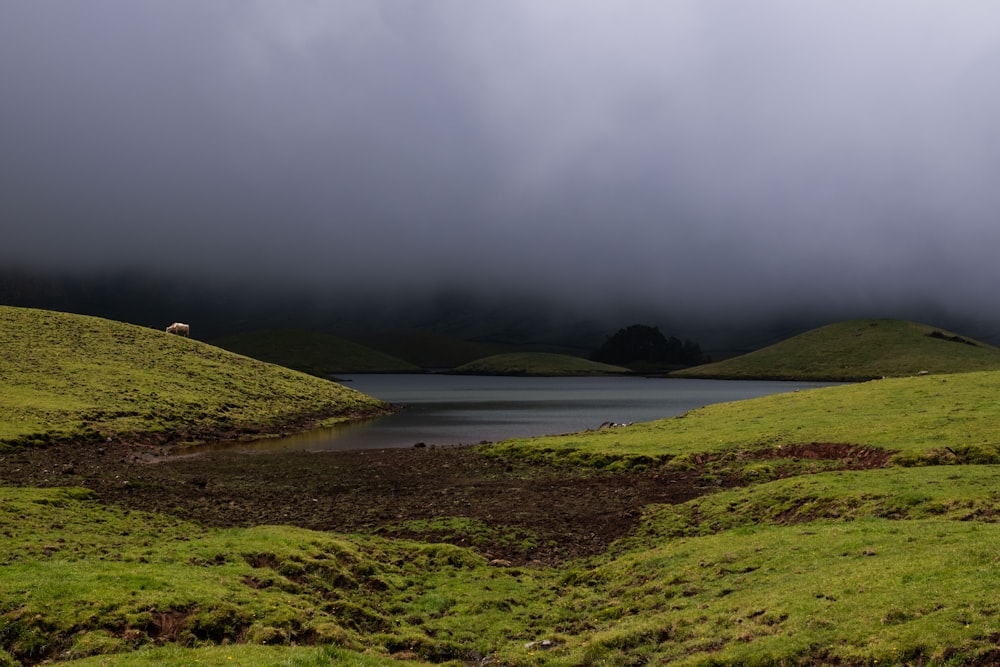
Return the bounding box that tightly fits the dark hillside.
[212,329,420,375]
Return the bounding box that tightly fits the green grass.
[211,329,421,376]
[627,465,1000,543]
[20,467,1000,666]
[673,318,1000,381]
[482,370,1000,470]
[534,466,1000,665]
[375,516,541,561]
[0,306,390,448]
[553,517,1000,666]
[0,485,554,666]
[451,352,630,376]
[49,645,420,667]
[18,307,1000,664]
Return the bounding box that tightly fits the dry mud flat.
[0,441,886,565]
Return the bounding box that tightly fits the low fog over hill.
[5,4,1000,354]
[3,268,999,360]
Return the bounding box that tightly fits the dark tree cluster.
[591,324,706,368]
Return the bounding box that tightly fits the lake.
[220,374,838,453]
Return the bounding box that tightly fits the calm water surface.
[221,374,837,453]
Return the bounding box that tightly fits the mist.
[3,2,1000,342]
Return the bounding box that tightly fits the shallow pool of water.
[210,374,838,453]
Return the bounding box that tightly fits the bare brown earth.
[0,440,888,565]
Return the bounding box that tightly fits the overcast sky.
[3,1,1000,330]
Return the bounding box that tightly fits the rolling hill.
[671,318,1000,381]
[0,306,391,448]
[451,352,630,376]
[350,329,509,369]
[211,329,420,375]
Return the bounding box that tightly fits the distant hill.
[452,352,631,376]
[0,307,390,448]
[671,318,1000,381]
[211,329,420,375]
[350,329,508,369]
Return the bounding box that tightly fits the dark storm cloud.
[3,1,1000,328]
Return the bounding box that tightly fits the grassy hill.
[452,352,630,376]
[672,318,1000,381]
[351,329,508,369]
[0,306,391,448]
[211,329,420,375]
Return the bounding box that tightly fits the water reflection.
[190,375,838,454]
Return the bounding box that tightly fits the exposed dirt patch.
[148,609,191,642]
[0,440,889,565]
[749,442,892,468]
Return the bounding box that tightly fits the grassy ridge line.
[211,329,421,376]
[451,352,630,376]
[482,370,1000,469]
[673,318,1000,381]
[351,329,507,369]
[0,306,391,447]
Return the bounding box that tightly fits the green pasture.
[558,515,1000,666]
[11,308,1000,664]
[451,352,629,376]
[49,645,406,667]
[0,485,554,665]
[12,467,1000,666]
[58,645,430,666]
[675,318,1000,381]
[483,370,1000,470]
[0,307,389,448]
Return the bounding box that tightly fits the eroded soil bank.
[0,440,889,565]
[0,442,711,565]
